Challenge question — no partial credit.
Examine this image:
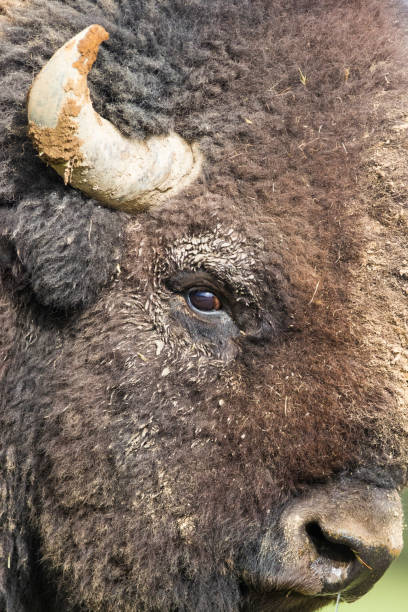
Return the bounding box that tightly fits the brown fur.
[0,1,407,611]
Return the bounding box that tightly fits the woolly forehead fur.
[0,1,408,611]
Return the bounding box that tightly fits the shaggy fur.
[1,1,408,610]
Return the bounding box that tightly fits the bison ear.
[3,189,126,311]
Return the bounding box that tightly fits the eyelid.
[166,272,225,294]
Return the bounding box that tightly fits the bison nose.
[303,519,397,595]
[277,482,403,600]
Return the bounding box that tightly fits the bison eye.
[187,289,222,313]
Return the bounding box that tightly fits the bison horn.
[27,25,202,212]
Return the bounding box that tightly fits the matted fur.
[0,1,407,611]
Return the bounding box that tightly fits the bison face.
[1,2,408,611]
[2,196,404,611]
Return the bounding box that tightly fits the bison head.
[0,2,407,611]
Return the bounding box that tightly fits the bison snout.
[278,482,403,601]
[241,481,404,610]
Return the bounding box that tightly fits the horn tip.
[73,24,109,77]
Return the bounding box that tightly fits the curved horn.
[27,25,202,212]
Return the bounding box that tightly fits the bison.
[0,1,407,610]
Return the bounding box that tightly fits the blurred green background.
[324,488,408,610]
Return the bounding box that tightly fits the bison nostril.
[275,485,403,599]
[305,521,356,565]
